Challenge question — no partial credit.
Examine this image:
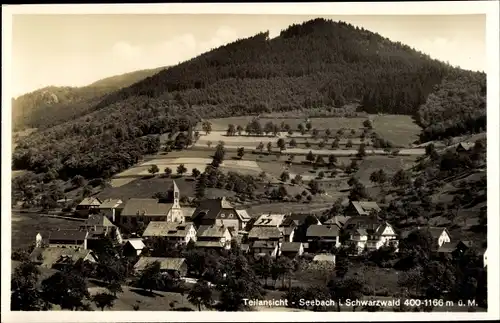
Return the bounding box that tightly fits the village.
[29,178,488,289]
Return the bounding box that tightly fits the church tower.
[168,180,184,222]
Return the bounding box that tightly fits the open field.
[11,212,83,250]
[371,115,421,147]
[355,155,419,183]
[199,116,370,131]
[87,285,196,311]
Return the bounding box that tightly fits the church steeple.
[172,180,180,209]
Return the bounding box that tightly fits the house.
[81,214,123,246]
[192,197,247,232]
[235,209,252,230]
[123,238,146,257]
[247,226,283,243]
[455,142,475,153]
[142,221,197,245]
[279,213,321,242]
[280,242,305,258]
[251,241,280,258]
[47,229,88,250]
[253,213,287,227]
[240,244,250,254]
[134,257,188,277]
[324,215,351,228]
[98,198,123,222]
[75,197,102,217]
[195,224,232,249]
[344,218,398,254]
[306,224,341,251]
[29,247,96,269]
[312,253,336,264]
[428,227,452,249]
[345,201,381,217]
[437,240,474,257]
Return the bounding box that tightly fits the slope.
[12,66,167,130]
[12,18,481,184]
[96,18,453,118]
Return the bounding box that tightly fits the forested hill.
[12,66,167,130]
[96,18,455,117]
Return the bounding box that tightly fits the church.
[118,181,196,227]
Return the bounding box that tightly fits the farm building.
[142,221,197,245]
[345,201,382,217]
[29,247,96,269]
[98,198,123,222]
[248,226,283,243]
[75,197,102,218]
[195,224,232,249]
[45,229,89,250]
[306,224,341,251]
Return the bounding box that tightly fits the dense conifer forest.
[12,18,486,182]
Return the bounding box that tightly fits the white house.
[428,227,451,248]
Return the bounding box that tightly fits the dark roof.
[192,198,236,221]
[437,242,458,253]
[306,224,340,237]
[83,214,114,227]
[120,198,172,217]
[349,201,381,215]
[252,241,279,249]
[344,215,381,230]
[248,226,283,240]
[48,229,87,242]
[281,242,303,253]
[324,215,351,227]
[428,227,448,239]
[99,199,123,209]
[281,213,320,227]
[197,225,229,238]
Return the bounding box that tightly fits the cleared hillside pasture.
[98,177,238,202]
[371,115,421,147]
[200,116,370,131]
[355,155,419,183]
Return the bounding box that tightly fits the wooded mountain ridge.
[12,66,167,130]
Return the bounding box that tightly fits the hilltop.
[12,18,485,184]
[12,66,167,130]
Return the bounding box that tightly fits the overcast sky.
[11,14,485,98]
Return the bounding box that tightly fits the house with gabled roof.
[80,214,123,246]
[75,197,102,217]
[142,221,197,245]
[324,215,351,228]
[195,224,232,249]
[46,229,89,250]
[279,213,321,242]
[248,226,283,243]
[235,209,252,230]
[192,197,247,233]
[428,227,451,248]
[29,247,97,269]
[134,257,188,277]
[437,240,474,257]
[123,238,146,257]
[306,224,341,251]
[98,198,123,223]
[280,242,305,258]
[345,201,381,217]
[253,213,287,227]
[455,142,475,153]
